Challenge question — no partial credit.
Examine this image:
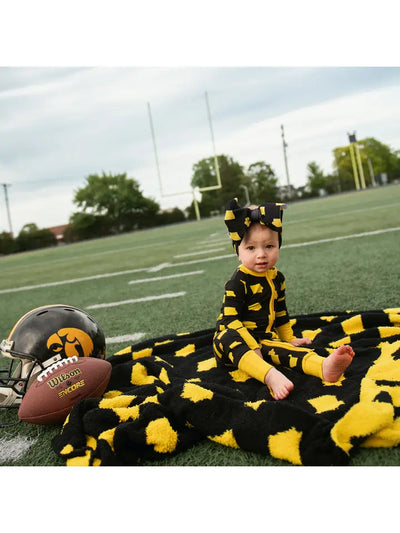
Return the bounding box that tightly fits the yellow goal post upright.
[347,132,366,190]
[147,91,222,221]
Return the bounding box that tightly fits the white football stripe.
[0,437,38,465]
[282,227,400,249]
[0,267,149,294]
[106,333,146,344]
[147,262,171,272]
[128,270,203,284]
[197,238,227,246]
[174,249,224,258]
[87,291,186,309]
[171,254,234,267]
[285,201,400,225]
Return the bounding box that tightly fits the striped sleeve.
[217,272,260,350]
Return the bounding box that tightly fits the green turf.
[0,184,399,466]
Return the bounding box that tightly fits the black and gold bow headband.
[224,198,287,252]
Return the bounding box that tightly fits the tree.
[73,172,160,234]
[393,149,400,180]
[304,161,328,197]
[15,223,57,251]
[358,137,400,184]
[67,212,111,241]
[189,154,247,217]
[333,137,400,190]
[0,231,16,255]
[247,161,279,204]
[155,207,186,226]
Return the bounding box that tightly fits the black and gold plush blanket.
[52,309,400,466]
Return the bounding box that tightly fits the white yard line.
[174,249,224,258]
[192,240,228,249]
[0,267,149,294]
[282,226,400,249]
[197,239,227,246]
[128,270,203,285]
[2,227,399,294]
[0,437,38,465]
[106,333,146,344]
[87,291,186,309]
[170,254,234,267]
[147,262,171,272]
[285,201,400,225]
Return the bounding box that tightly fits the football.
[18,356,112,425]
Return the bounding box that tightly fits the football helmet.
[0,304,106,408]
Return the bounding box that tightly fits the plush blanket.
[52,309,400,466]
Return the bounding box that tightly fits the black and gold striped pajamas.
[213,265,325,383]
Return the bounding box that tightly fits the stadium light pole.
[367,157,377,187]
[281,125,292,199]
[1,183,13,236]
[358,142,376,188]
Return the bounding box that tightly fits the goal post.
[147,91,222,220]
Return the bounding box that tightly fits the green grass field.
[1,184,399,466]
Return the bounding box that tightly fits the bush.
[155,208,186,226]
[0,232,17,255]
[15,224,57,252]
[68,212,113,241]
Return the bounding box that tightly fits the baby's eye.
[247,246,255,250]
[266,244,274,249]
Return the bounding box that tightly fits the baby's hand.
[290,337,312,346]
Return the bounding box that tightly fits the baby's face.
[238,223,280,273]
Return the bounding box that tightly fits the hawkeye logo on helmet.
[46,328,94,358]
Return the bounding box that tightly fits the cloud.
[0,67,399,234]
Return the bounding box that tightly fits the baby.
[213,198,354,400]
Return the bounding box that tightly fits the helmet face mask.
[0,338,65,407]
[0,304,106,408]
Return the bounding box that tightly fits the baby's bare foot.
[322,345,355,382]
[264,367,294,400]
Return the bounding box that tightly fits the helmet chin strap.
[0,363,35,407]
[0,386,23,407]
[0,387,23,427]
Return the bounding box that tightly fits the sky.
[1,2,399,236]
